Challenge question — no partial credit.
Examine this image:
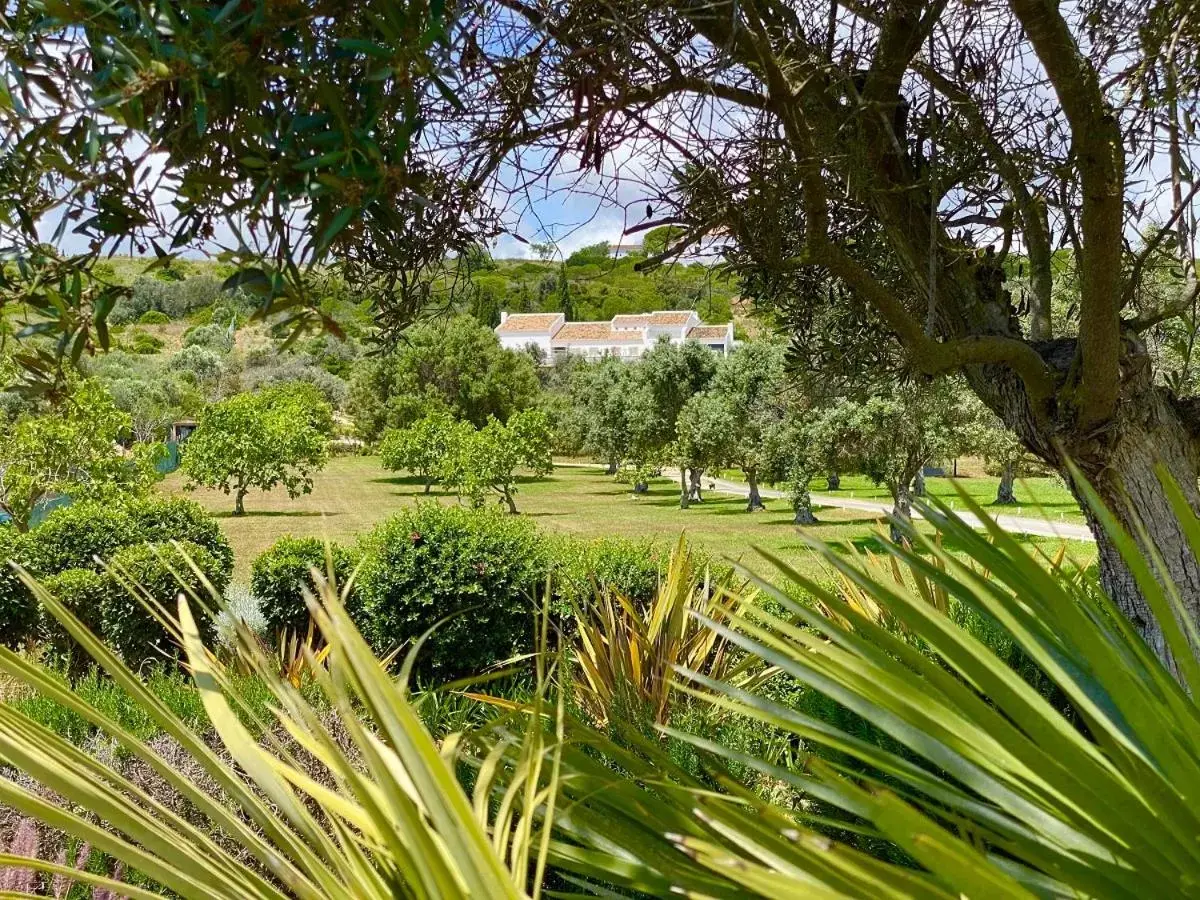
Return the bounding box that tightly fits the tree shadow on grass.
[213,510,333,519]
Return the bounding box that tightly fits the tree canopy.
[181,384,331,516]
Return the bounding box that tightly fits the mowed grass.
[805,473,1085,524]
[160,456,1097,583]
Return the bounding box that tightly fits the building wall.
[497,333,556,357]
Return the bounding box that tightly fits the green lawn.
[161,457,1097,583]
[803,473,1085,524]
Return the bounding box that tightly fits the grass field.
[161,456,1097,583]
[803,473,1085,524]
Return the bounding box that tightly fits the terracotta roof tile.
[611,314,651,328]
[649,311,695,325]
[552,322,642,344]
[496,313,563,333]
[687,325,729,340]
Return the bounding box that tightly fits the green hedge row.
[250,504,674,683]
[0,498,232,664]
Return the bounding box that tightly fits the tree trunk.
[969,348,1200,677]
[605,459,618,476]
[996,462,1017,505]
[746,469,765,511]
[826,473,840,491]
[679,469,690,509]
[1064,413,1200,678]
[889,481,913,545]
[689,468,704,502]
[233,487,247,517]
[423,476,432,494]
[502,486,519,514]
[793,489,817,525]
[913,470,926,498]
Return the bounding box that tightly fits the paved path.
[555,462,1094,543]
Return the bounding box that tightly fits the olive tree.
[840,381,970,541]
[710,342,789,511]
[181,385,331,516]
[673,392,735,509]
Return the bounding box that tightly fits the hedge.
[355,504,548,682]
[250,536,359,637]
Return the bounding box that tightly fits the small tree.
[379,411,457,493]
[0,380,161,532]
[673,393,735,509]
[570,358,631,475]
[442,410,553,514]
[960,397,1046,505]
[710,343,788,511]
[182,385,331,516]
[841,382,968,541]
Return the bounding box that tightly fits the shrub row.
[249,504,672,683]
[0,498,232,664]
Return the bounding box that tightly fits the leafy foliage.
[379,410,458,492]
[0,380,163,531]
[440,409,554,513]
[250,536,359,638]
[356,504,547,681]
[182,384,331,515]
[101,541,224,664]
[349,316,539,440]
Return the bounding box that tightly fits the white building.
[496,310,734,362]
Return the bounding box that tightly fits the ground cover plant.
[0,478,1191,897]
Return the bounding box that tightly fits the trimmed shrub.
[39,567,109,659]
[138,310,171,325]
[550,536,666,608]
[250,536,358,637]
[128,331,165,354]
[0,527,36,647]
[356,504,547,681]
[26,503,139,575]
[126,497,234,581]
[102,541,225,663]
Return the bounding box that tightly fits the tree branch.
[917,63,1054,340]
[1008,0,1125,427]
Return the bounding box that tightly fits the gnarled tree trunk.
[745,469,765,511]
[969,346,1200,677]
[1066,398,1200,677]
[826,473,840,491]
[996,463,1017,505]
[679,469,690,509]
[913,470,926,498]
[889,480,913,545]
[689,467,704,502]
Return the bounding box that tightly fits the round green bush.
[0,527,36,647]
[26,502,140,576]
[250,536,359,638]
[125,497,234,582]
[128,331,165,354]
[137,310,171,325]
[550,536,666,608]
[101,541,226,663]
[39,567,109,659]
[356,504,548,682]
